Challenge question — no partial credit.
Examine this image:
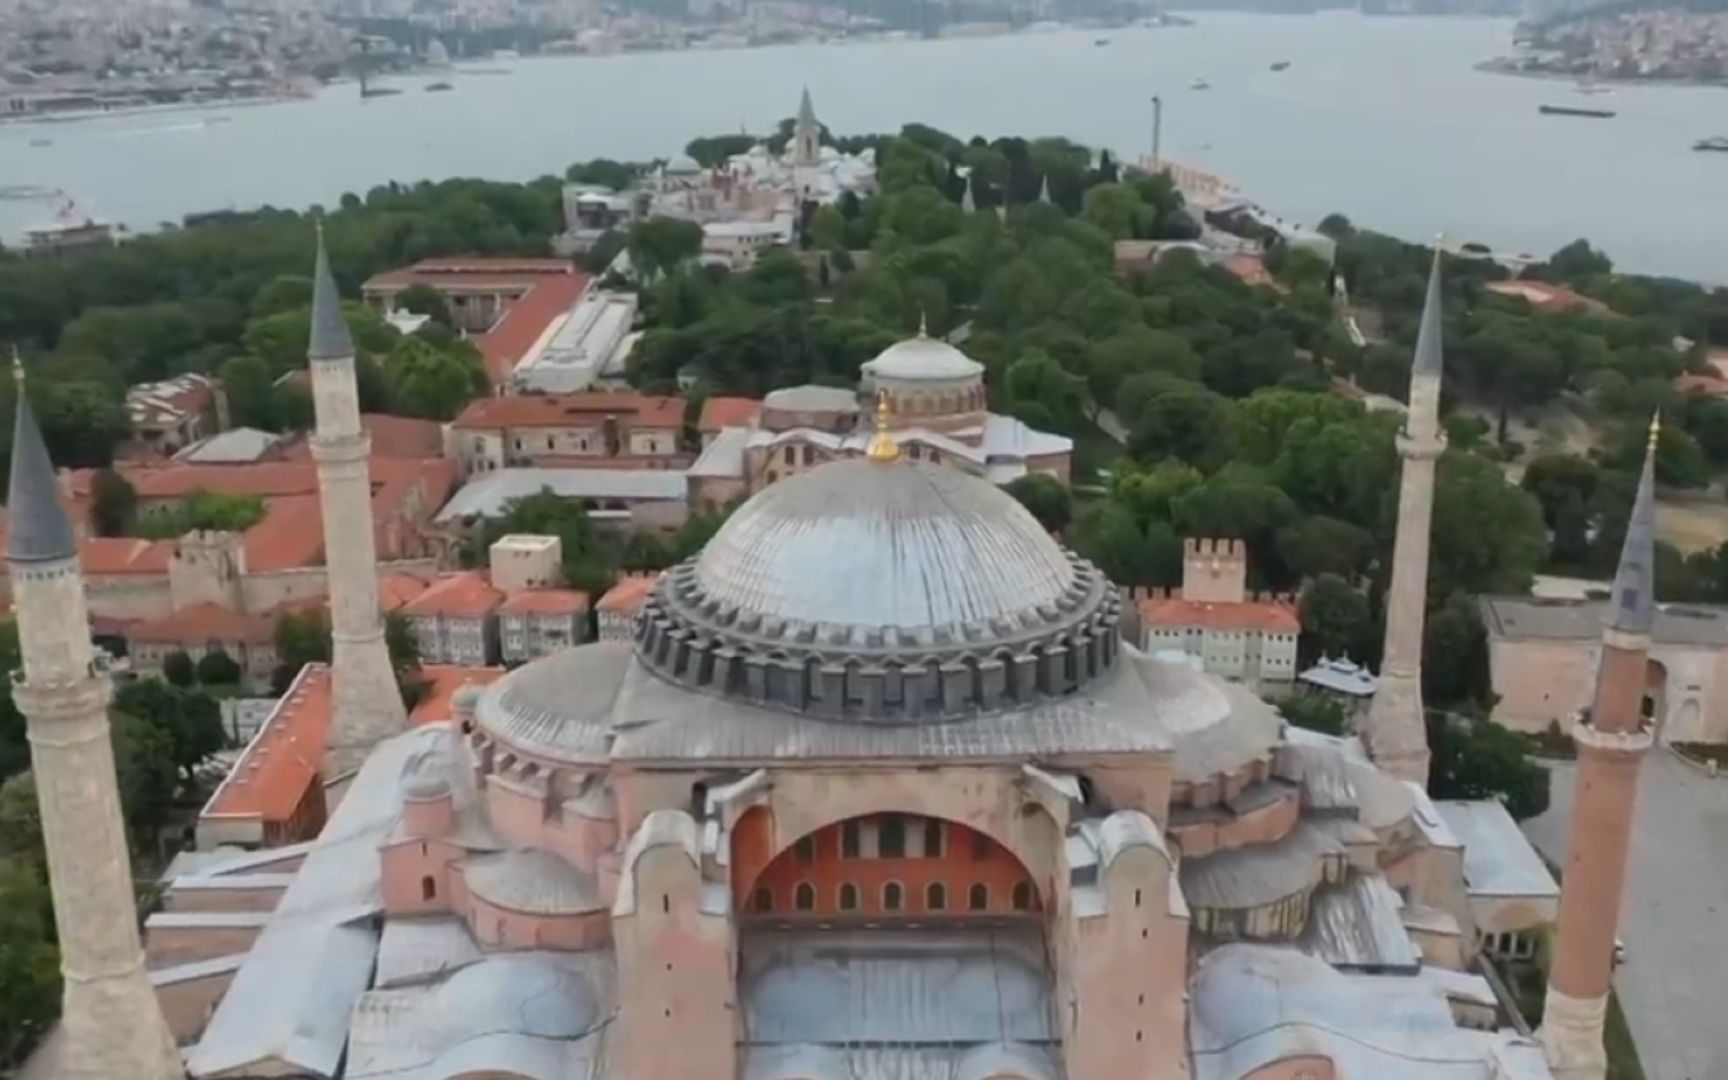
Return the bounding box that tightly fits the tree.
[383,336,488,420]
[565,158,638,190]
[394,283,454,327]
[162,650,195,688]
[1005,474,1073,533]
[1542,238,1612,285]
[0,857,59,1068]
[386,611,421,681]
[1173,476,1297,549]
[272,610,331,693]
[33,381,129,468]
[1123,378,1233,470]
[1423,592,1492,707]
[1427,711,1550,821]
[0,774,41,863]
[491,491,617,595]
[1430,452,1547,597]
[218,355,280,431]
[1276,515,1372,581]
[195,649,242,686]
[109,708,178,836]
[1080,183,1146,240]
[1298,574,1373,665]
[1277,694,1348,735]
[625,218,703,283]
[113,679,225,783]
[89,467,137,537]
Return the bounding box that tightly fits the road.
[1523,751,1728,1080]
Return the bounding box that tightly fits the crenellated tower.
[307,227,407,782]
[1363,245,1446,784]
[1540,417,1660,1080]
[6,357,183,1080]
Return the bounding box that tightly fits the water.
[2,12,1725,282]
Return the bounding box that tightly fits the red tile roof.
[402,571,503,619]
[241,494,326,572]
[201,663,331,828]
[409,663,508,725]
[1485,280,1612,316]
[452,391,685,431]
[363,258,579,291]
[1674,373,1728,397]
[78,537,174,575]
[1139,597,1300,634]
[380,570,432,611]
[476,273,591,387]
[499,588,590,616]
[126,601,276,645]
[597,574,659,614]
[362,414,446,459]
[699,396,762,433]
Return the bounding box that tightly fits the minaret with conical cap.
[1540,417,1660,1080]
[1363,244,1446,784]
[6,355,182,1080]
[793,86,820,169]
[1038,174,1052,205]
[307,228,406,782]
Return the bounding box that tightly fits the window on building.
[794,835,816,864]
[841,820,861,858]
[926,882,947,912]
[784,445,796,466]
[754,886,772,913]
[839,883,860,911]
[883,882,904,911]
[878,814,906,858]
[969,883,989,911]
[795,882,816,911]
[923,818,944,858]
[1012,881,1033,911]
[421,875,437,901]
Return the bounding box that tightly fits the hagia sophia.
[7,235,1658,1080]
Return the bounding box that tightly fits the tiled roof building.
[449,392,688,477]
[1135,539,1300,688]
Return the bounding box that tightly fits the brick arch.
[735,810,1044,920]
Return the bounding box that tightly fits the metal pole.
[1151,95,1163,174]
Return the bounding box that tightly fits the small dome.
[863,335,984,382]
[401,748,453,800]
[464,848,604,915]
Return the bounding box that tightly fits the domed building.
[161,440,1554,1080]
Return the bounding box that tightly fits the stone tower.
[1363,246,1446,784]
[793,86,820,168]
[1540,419,1659,1080]
[307,228,407,782]
[6,362,182,1080]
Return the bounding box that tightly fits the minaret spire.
[792,85,820,172]
[1038,174,1052,205]
[1540,415,1659,1080]
[960,171,977,214]
[1362,241,1446,784]
[7,366,183,1078]
[307,224,407,784]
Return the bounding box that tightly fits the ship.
[1191,78,1210,90]
[426,81,454,92]
[1270,60,1291,71]
[1539,104,1615,119]
[1695,136,1728,152]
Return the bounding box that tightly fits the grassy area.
[1505,924,1646,1080]
[1605,990,1647,1080]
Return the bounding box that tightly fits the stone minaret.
[1540,418,1659,1080]
[6,361,182,1080]
[1363,246,1446,784]
[307,229,406,782]
[793,86,820,168]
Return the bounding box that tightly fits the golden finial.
[866,388,901,463]
[1649,410,1662,452]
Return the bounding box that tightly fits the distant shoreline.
[1474,56,1728,91]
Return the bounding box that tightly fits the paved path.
[1523,751,1728,1080]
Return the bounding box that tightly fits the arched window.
[795,882,816,912]
[926,882,947,912]
[1012,881,1033,911]
[883,882,904,911]
[795,835,816,864]
[839,883,860,911]
[421,875,437,902]
[754,886,773,913]
[842,820,862,858]
[924,818,944,858]
[969,883,989,911]
[879,814,906,858]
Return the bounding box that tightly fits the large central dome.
[633,458,1123,724]
[692,460,1075,634]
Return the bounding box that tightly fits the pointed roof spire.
[308,222,354,362]
[1038,175,1052,205]
[7,349,75,564]
[1413,238,1445,379]
[797,86,817,130]
[960,171,976,214]
[1608,413,1660,636]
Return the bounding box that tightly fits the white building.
[1136,539,1300,688]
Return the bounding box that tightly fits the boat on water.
[1695,136,1728,152]
[29,137,51,147]
[0,184,59,201]
[1191,78,1210,90]
[1094,37,1111,46]
[361,86,403,98]
[1270,60,1291,71]
[1539,104,1615,119]
[426,81,454,92]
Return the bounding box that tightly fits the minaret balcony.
[1571,709,1654,755]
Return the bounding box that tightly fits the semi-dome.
[862,335,984,381]
[634,458,1122,724]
